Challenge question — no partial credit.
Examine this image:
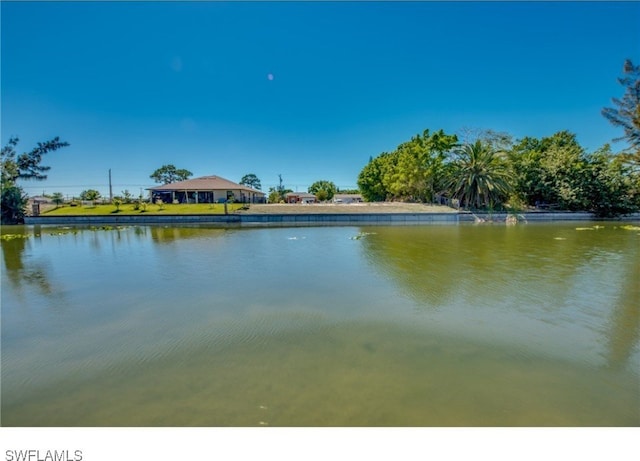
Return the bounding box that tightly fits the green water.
[1,223,638,426]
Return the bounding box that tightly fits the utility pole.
[109,169,113,203]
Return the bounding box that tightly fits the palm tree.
[448,141,512,209]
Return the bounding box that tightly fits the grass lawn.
[42,203,247,216]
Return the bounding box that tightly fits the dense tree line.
[357,129,640,217]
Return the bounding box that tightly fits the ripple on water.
[4,320,638,427]
[2,224,638,426]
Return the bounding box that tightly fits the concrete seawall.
[25,212,458,226]
[459,211,599,222]
[24,211,640,226]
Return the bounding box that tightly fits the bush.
[133,198,147,211]
[268,190,281,203]
[1,185,27,224]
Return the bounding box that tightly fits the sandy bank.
[236,203,457,214]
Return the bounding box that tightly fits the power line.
[19,184,156,189]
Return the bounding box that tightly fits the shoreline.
[24,210,640,226]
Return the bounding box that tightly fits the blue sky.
[2,1,639,198]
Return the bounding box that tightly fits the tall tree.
[1,136,69,224]
[394,129,457,202]
[358,129,457,203]
[584,145,640,217]
[239,173,262,190]
[149,164,193,184]
[507,136,546,206]
[602,59,640,165]
[358,153,392,202]
[508,131,590,210]
[1,136,69,186]
[538,131,590,210]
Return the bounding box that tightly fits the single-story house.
[148,175,266,204]
[285,192,317,204]
[332,194,363,204]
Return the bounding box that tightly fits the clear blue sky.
[2,1,639,198]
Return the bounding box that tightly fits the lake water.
[1,222,638,426]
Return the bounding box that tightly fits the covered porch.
[148,175,267,204]
[151,189,262,204]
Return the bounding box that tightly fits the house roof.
[334,194,363,199]
[148,175,265,195]
[30,196,53,203]
[285,192,316,198]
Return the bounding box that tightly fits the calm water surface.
[1,222,638,426]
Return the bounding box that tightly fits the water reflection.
[1,226,53,297]
[372,226,460,306]
[361,223,640,370]
[149,225,231,244]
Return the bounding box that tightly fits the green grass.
[42,203,247,216]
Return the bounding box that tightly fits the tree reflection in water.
[361,223,640,370]
[1,226,53,297]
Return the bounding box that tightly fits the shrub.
[1,186,27,224]
[121,190,133,204]
[133,199,147,212]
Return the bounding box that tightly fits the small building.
[28,196,53,217]
[30,196,53,204]
[332,194,363,204]
[148,175,266,204]
[285,192,317,204]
